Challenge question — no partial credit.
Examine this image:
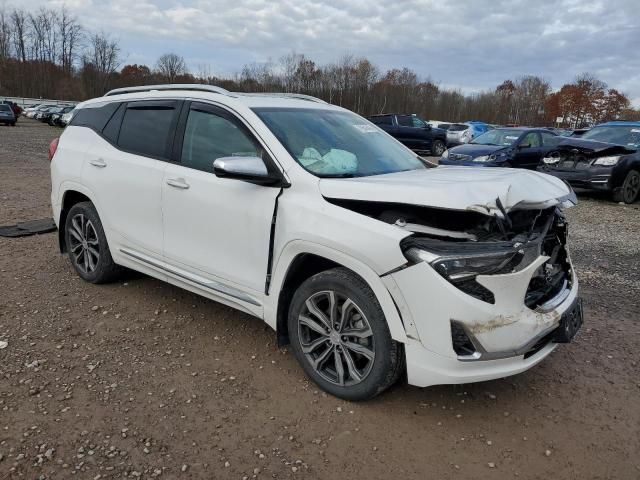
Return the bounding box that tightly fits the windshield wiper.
[318,172,358,178]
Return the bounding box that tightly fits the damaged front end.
[330,196,581,363]
[398,205,571,310]
[537,139,636,193]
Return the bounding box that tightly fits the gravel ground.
[1,119,639,480]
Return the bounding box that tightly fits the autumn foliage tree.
[545,73,630,127]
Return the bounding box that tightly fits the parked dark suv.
[368,114,447,156]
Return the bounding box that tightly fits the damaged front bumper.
[538,164,615,192]
[382,252,581,387]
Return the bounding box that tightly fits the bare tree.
[0,7,11,60]
[10,9,28,62]
[57,6,83,74]
[82,31,121,96]
[155,53,186,82]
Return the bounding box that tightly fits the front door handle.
[89,158,107,168]
[166,178,190,189]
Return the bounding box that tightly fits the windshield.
[581,125,640,149]
[0,104,12,112]
[471,129,524,146]
[253,108,428,177]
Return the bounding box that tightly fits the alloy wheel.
[68,213,100,274]
[298,290,375,387]
[622,171,640,203]
[432,141,445,156]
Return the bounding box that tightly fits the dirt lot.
[1,119,639,480]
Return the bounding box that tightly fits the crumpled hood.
[319,167,575,215]
[556,138,636,155]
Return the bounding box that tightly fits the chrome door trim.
[120,248,261,306]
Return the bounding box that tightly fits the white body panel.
[82,131,166,258]
[51,87,580,390]
[161,162,280,295]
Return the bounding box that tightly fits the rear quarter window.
[69,102,120,132]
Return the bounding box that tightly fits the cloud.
[11,0,640,105]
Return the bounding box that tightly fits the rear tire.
[431,139,446,157]
[64,202,122,283]
[288,267,404,401]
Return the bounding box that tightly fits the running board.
[119,248,261,307]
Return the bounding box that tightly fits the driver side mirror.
[517,143,531,149]
[213,156,285,186]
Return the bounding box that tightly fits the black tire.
[64,201,122,283]
[288,267,404,401]
[431,139,446,157]
[614,170,640,204]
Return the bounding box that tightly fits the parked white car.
[59,107,76,126]
[49,84,583,400]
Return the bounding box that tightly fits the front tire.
[64,202,122,283]
[288,268,403,401]
[615,170,640,204]
[431,139,446,157]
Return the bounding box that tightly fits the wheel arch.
[267,240,409,347]
[57,184,103,253]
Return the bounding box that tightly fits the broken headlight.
[593,155,620,166]
[405,246,524,282]
[401,236,540,303]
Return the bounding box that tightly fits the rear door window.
[117,101,179,159]
[370,115,393,126]
[397,115,414,127]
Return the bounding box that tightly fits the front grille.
[549,153,592,170]
[451,321,476,356]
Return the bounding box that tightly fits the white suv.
[50,84,583,400]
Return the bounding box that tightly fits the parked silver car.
[441,123,473,146]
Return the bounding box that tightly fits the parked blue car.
[465,121,492,138]
[440,127,561,169]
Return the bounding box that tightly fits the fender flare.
[56,182,108,250]
[265,239,409,343]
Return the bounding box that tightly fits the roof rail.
[233,92,327,104]
[104,84,234,97]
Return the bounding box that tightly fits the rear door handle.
[166,178,190,189]
[89,158,107,168]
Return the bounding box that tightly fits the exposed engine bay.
[328,198,572,309]
[541,141,633,170]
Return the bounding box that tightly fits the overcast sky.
[15,0,640,105]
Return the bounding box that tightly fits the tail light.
[48,137,59,162]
